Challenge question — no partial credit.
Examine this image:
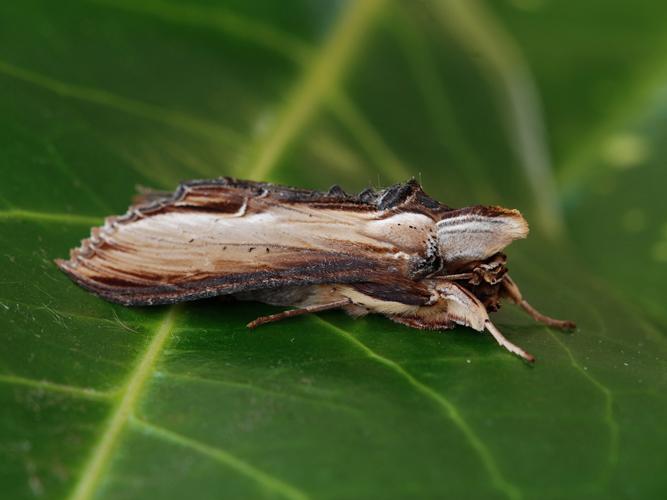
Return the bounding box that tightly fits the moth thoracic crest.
[56,177,575,362]
[436,206,529,269]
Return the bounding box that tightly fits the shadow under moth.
[57,178,575,362]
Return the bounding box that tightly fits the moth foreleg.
[246,299,351,329]
[503,276,576,330]
[414,280,535,362]
[484,320,535,363]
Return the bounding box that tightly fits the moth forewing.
[57,177,575,361]
[56,181,430,304]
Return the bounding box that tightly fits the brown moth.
[56,178,575,361]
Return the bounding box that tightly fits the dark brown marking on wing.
[57,251,400,306]
[352,280,431,306]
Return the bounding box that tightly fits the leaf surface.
[1,1,666,499]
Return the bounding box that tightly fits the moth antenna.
[517,300,576,330]
[485,320,535,363]
[503,276,576,330]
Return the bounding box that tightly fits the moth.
[57,178,575,362]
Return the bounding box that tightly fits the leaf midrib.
[67,306,179,500]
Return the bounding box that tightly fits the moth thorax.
[436,207,529,269]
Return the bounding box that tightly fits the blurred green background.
[1,0,666,499]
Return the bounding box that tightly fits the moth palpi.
[56,178,575,361]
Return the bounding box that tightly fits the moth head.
[436,206,529,269]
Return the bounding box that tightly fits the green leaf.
[1,1,666,499]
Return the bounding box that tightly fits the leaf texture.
[1,1,666,499]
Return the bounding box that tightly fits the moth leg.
[439,272,474,281]
[433,281,535,362]
[503,276,576,330]
[484,320,535,363]
[246,299,351,329]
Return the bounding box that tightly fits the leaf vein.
[329,92,411,181]
[0,374,115,401]
[67,306,180,500]
[0,208,102,226]
[432,0,563,237]
[0,297,144,330]
[160,371,362,416]
[242,0,387,180]
[91,0,311,65]
[390,4,497,200]
[94,0,408,185]
[0,60,241,146]
[131,417,310,500]
[316,317,522,500]
[547,330,620,468]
